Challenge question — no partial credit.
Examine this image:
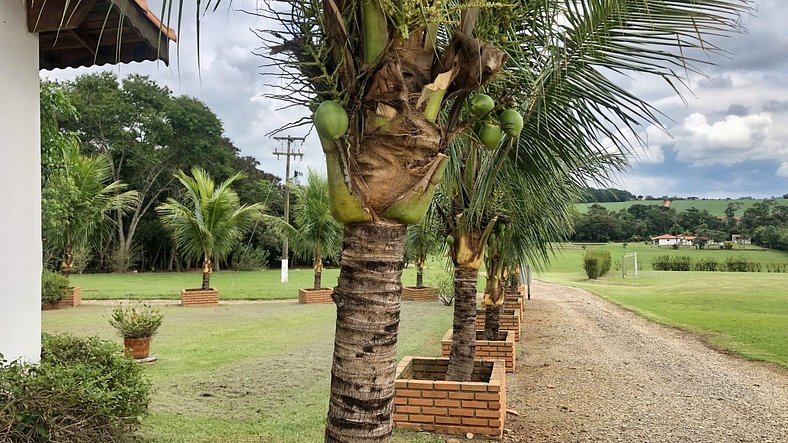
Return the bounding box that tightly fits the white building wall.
[0,1,42,363]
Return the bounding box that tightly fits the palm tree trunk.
[315,271,322,290]
[201,258,212,290]
[416,269,423,288]
[325,222,406,443]
[484,304,501,340]
[315,256,323,290]
[446,266,479,382]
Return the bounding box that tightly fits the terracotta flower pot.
[124,337,151,359]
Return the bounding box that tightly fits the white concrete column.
[0,0,42,364]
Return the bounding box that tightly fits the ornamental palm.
[265,170,342,289]
[42,144,138,277]
[157,167,264,290]
[154,0,750,439]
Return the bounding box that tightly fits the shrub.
[583,249,611,279]
[231,246,270,271]
[41,270,69,305]
[671,243,680,250]
[433,271,455,306]
[692,258,719,272]
[766,263,788,273]
[108,304,164,339]
[651,255,692,271]
[722,241,734,250]
[0,333,151,442]
[723,257,761,272]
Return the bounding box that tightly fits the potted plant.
[157,167,264,306]
[108,303,164,359]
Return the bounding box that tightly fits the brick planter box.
[298,287,334,304]
[440,329,516,373]
[181,288,219,307]
[401,286,438,302]
[475,308,521,341]
[394,356,506,439]
[503,295,523,316]
[42,286,81,310]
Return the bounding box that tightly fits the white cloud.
[777,162,788,178]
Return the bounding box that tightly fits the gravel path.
[503,280,788,443]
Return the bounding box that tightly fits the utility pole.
[273,135,304,283]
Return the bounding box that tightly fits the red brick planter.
[42,286,81,310]
[298,287,334,304]
[475,308,521,341]
[180,288,219,306]
[394,356,506,439]
[124,337,151,359]
[401,286,438,302]
[503,294,523,316]
[440,329,516,373]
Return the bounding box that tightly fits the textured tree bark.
[325,222,407,443]
[484,304,501,340]
[415,270,423,288]
[201,258,212,290]
[446,266,479,381]
[315,271,322,290]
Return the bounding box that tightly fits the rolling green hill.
[575,198,788,216]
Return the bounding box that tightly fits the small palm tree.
[42,144,138,277]
[405,213,443,289]
[157,167,264,290]
[265,170,342,289]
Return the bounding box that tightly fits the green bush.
[108,304,164,339]
[41,270,69,305]
[723,257,761,272]
[766,263,788,273]
[583,249,611,279]
[722,241,734,250]
[0,333,151,442]
[651,255,692,271]
[231,246,270,271]
[692,258,719,272]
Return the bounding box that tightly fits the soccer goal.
[622,253,639,278]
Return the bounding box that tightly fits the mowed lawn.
[539,243,788,368]
[43,301,454,443]
[70,260,453,300]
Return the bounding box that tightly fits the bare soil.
[499,280,788,443]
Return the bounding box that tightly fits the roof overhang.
[28,0,177,70]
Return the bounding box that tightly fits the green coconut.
[488,232,497,246]
[500,108,524,137]
[446,234,455,247]
[314,101,349,140]
[478,123,503,150]
[469,94,495,117]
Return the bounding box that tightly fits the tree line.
[41,74,287,274]
[572,199,788,250]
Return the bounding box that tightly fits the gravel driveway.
[503,280,788,443]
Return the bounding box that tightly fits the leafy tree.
[157,168,264,289]
[265,170,342,289]
[40,82,79,181]
[405,212,444,289]
[165,0,749,439]
[42,145,138,276]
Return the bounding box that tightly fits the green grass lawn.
[43,301,454,443]
[70,260,455,300]
[574,197,788,216]
[538,243,788,368]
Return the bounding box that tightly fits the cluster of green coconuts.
[313,94,523,147]
[444,222,506,250]
[469,94,524,149]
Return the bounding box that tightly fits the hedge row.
[650,256,787,272]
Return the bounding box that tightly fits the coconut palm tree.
[157,167,264,290]
[265,170,342,290]
[405,214,444,289]
[149,0,751,439]
[42,144,138,277]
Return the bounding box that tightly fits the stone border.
[401,286,439,301]
[298,287,334,304]
[440,329,516,373]
[394,356,506,439]
[180,288,219,307]
[475,308,521,341]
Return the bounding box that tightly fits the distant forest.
[579,187,788,204]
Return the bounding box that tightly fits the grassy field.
[43,301,454,443]
[70,260,456,300]
[538,242,788,368]
[574,197,788,215]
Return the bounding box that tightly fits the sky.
[44,0,788,199]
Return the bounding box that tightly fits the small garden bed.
[440,329,516,373]
[298,287,334,304]
[503,295,522,316]
[475,308,521,341]
[180,288,218,307]
[401,286,438,301]
[394,356,506,439]
[42,287,81,310]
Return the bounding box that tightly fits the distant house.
[650,234,696,247]
[731,234,751,245]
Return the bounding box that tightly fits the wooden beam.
[27,0,98,33]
